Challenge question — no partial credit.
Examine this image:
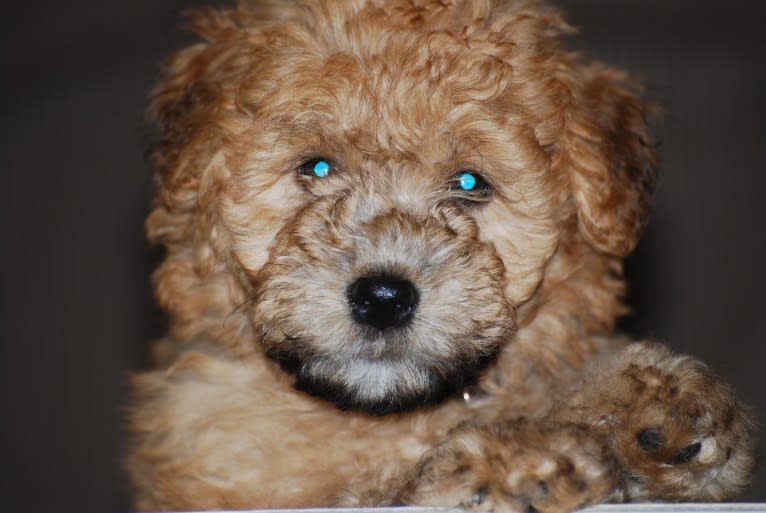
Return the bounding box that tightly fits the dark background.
[1,1,764,512]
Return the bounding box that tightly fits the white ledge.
[158,504,766,513]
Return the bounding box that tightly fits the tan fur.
[127,1,756,511]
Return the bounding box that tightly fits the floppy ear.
[146,8,237,246]
[144,8,263,355]
[561,64,658,257]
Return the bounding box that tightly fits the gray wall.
[1,1,764,511]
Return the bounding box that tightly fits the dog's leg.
[550,341,756,502]
[390,342,755,512]
[392,418,621,513]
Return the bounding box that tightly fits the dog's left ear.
[559,64,658,257]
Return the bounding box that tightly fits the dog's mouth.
[266,340,501,415]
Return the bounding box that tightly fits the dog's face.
[149,0,656,415]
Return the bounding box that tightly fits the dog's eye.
[299,158,334,178]
[449,171,491,202]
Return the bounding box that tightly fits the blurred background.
[1,1,764,511]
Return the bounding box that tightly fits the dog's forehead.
[236,2,559,174]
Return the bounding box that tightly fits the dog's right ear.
[148,44,210,243]
[146,8,247,246]
[145,8,270,355]
[558,64,658,257]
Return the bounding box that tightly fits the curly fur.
[126,1,756,511]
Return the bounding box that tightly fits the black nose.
[347,276,419,331]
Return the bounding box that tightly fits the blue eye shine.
[299,158,334,178]
[449,170,491,202]
[458,172,477,191]
[313,159,331,178]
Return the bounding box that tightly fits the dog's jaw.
[295,356,455,415]
[269,339,506,415]
[255,284,515,415]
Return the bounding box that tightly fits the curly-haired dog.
[127,0,757,511]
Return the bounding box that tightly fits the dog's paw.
[605,343,755,500]
[396,419,620,513]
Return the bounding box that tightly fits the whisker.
[223,298,251,328]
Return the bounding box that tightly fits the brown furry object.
[127,0,757,511]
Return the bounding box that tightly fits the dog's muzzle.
[251,196,514,415]
[347,275,419,331]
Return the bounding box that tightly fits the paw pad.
[667,442,701,465]
[636,427,702,465]
[636,428,664,451]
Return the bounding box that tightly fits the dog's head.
[147,0,656,415]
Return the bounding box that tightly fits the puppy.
[127,0,756,511]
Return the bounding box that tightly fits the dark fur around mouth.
[294,367,457,416]
[267,345,502,416]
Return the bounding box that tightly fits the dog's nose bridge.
[351,203,470,274]
[352,161,438,219]
[361,207,425,244]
